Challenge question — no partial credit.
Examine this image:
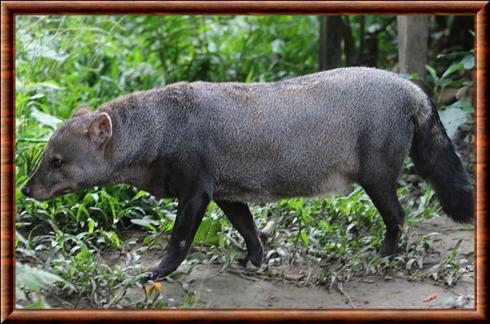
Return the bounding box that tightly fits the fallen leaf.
[360,278,376,284]
[424,293,438,303]
[144,282,162,294]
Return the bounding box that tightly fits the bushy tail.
[410,99,474,223]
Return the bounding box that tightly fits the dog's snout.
[22,186,32,197]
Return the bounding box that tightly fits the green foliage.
[426,50,474,111]
[16,261,68,308]
[426,241,472,287]
[348,16,398,67]
[15,16,473,308]
[424,51,475,168]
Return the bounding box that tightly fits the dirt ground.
[113,216,474,309]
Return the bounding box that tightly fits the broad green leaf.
[462,55,474,70]
[88,218,96,234]
[130,216,159,227]
[300,229,309,246]
[271,39,284,53]
[131,190,148,201]
[75,245,93,263]
[16,231,27,247]
[107,230,121,249]
[446,99,474,113]
[193,219,222,245]
[16,262,66,293]
[441,61,464,79]
[439,107,468,138]
[30,93,45,100]
[425,65,438,82]
[31,81,62,91]
[30,108,63,129]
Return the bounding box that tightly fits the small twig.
[107,289,127,307]
[430,275,472,298]
[336,283,356,308]
[408,269,422,281]
[227,269,258,282]
[446,287,463,297]
[205,263,229,280]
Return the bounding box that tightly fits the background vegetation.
[15,16,474,308]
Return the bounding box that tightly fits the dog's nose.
[22,186,32,197]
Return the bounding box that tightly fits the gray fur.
[121,68,423,199]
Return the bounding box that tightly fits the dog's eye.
[51,158,63,169]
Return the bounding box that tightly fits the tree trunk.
[319,16,342,70]
[357,16,366,65]
[397,16,429,79]
[447,16,474,51]
[365,33,379,67]
[342,17,356,66]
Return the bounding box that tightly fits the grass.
[14,16,474,308]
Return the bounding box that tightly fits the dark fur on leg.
[216,200,263,267]
[151,190,210,279]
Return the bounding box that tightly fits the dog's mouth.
[50,184,75,198]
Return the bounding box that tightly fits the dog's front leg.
[152,191,210,278]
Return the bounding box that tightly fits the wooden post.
[397,16,429,79]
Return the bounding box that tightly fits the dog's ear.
[71,105,92,118]
[88,112,112,148]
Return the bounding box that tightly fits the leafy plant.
[14,15,474,308]
[425,50,474,111]
[16,262,68,308]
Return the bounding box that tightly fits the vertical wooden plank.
[475,2,488,317]
[0,3,14,322]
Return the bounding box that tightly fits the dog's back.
[178,67,427,202]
